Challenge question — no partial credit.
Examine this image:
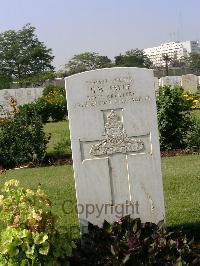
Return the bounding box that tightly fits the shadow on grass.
[170,222,200,241]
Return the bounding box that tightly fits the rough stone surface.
[154,77,159,93]
[181,74,198,92]
[159,76,182,87]
[0,87,43,115]
[65,68,165,230]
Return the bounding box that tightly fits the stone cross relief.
[80,109,150,205]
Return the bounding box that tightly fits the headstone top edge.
[64,67,153,80]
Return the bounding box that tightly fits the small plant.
[183,91,200,109]
[0,106,49,168]
[54,139,72,158]
[0,179,72,265]
[185,113,200,150]
[71,216,199,266]
[156,86,193,150]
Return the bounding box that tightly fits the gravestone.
[181,74,198,92]
[159,76,181,87]
[65,68,165,231]
[154,77,159,95]
[0,87,44,116]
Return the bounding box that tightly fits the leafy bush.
[0,109,48,168]
[185,112,200,150]
[19,85,67,123]
[42,84,65,97]
[183,91,200,109]
[156,86,193,151]
[39,85,67,122]
[0,179,72,265]
[71,216,199,266]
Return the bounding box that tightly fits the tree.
[162,54,171,76]
[65,52,112,75]
[187,53,200,74]
[115,49,152,68]
[0,24,54,86]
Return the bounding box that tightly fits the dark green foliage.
[156,86,193,150]
[0,110,48,168]
[71,216,198,265]
[186,53,200,75]
[115,49,152,68]
[66,52,112,75]
[0,75,12,90]
[0,24,54,87]
[185,114,200,150]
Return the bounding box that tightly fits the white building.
[144,41,200,66]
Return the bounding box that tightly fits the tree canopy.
[115,49,152,68]
[187,53,200,74]
[0,24,54,87]
[65,52,112,75]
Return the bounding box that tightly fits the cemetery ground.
[0,120,199,239]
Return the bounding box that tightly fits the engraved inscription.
[76,76,151,108]
[90,110,144,156]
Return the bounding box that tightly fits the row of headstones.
[0,87,44,115]
[154,74,200,93]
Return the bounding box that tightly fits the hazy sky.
[0,0,199,69]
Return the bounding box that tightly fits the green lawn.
[44,120,71,158]
[0,154,200,238]
[162,155,200,237]
[0,165,78,234]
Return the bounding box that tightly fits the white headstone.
[154,77,159,94]
[181,74,198,92]
[65,68,165,231]
[159,76,181,87]
[0,87,44,116]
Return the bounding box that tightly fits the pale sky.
[0,0,199,69]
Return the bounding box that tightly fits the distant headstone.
[154,77,159,94]
[159,76,181,87]
[197,76,200,89]
[0,87,44,116]
[65,68,165,231]
[181,74,198,92]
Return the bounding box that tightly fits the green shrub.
[156,86,193,151]
[71,216,198,265]
[0,179,72,265]
[19,85,68,123]
[0,110,48,168]
[185,113,200,150]
[41,86,67,122]
[42,84,66,97]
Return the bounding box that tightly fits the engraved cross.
[80,109,149,205]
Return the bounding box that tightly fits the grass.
[0,154,200,239]
[0,165,79,235]
[162,154,200,237]
[44,120,71,158]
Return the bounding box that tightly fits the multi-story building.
[144,41,200,66]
